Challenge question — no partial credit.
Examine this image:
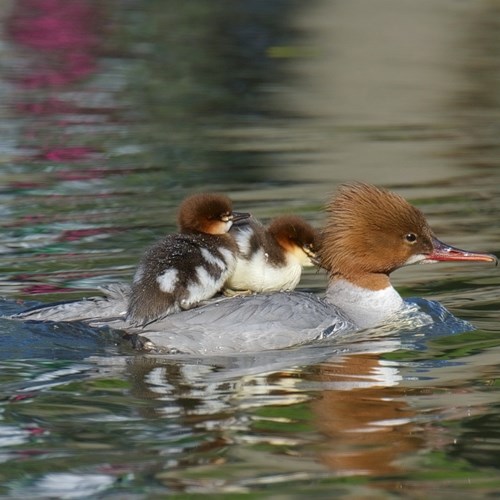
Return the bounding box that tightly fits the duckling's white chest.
[227,249,301,292]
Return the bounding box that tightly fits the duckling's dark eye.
[405,233,417,244]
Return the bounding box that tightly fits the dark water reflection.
[0,0,500,497]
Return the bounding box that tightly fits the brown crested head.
[319,183,435,279]
[177,193,234,234]
[268,215,318,261]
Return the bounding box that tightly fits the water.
[0,0,499,497]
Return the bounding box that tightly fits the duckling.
[225,215,317,294]
[127,193,249,326]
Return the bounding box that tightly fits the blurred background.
[0,0,498,300]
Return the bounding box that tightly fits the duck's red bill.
[426,237,497,264]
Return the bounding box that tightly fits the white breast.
[325,279,404,329]
[232,225,255,256]
[226,250,302,292]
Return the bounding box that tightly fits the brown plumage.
[127,193,249,326]
[267,215,318,264]
[178,193,235,234]
[318,183,434,290]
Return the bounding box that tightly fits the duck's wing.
[9,286,354,356]
[9,283,130,327]
[132,291,354,355]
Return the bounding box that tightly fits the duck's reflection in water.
[307,353,421,476]
[110,340,425,480]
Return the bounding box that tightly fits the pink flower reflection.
[15,98,77,115]
[41,147,99,162]
[58,228,116,242]
[21,284,79,294]
[8,0,101,88]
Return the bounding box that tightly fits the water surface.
[0,0,500,497]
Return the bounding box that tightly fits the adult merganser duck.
[225,215,317,294]
[127,193,249,326]
[11,183,496,355]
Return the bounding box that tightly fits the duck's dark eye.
[405,233,417,244]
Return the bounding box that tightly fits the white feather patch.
[182,265,224,308]
[326,279,404,329]
[156,268,179,293]
[404,253,428,266]
[200,247,225,269]
[219,247,235,264]
[232,226,254,256]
